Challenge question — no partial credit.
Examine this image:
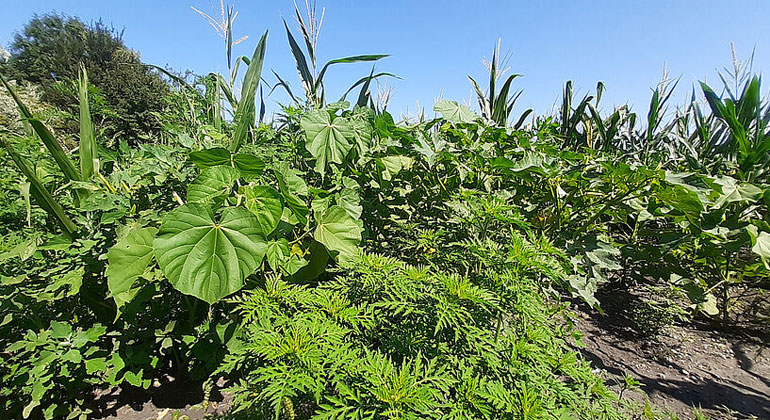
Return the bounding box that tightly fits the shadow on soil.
[89,376,228,419]
[575,288,770,419]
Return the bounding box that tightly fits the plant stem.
[722,252,731,329]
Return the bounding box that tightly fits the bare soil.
[574,299,770,419]
[92,377,232,420]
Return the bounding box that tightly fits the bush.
[218,253,627,419]
[4,13,169,142]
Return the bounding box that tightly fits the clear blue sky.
[2,0,768,120]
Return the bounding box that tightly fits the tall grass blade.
[513,109,533,130]
[0,136,77,238]
[560,81,573,135]
[230,30,268,153]
[356,67,375,108]
[78,64,96,181]
[283,19,315,101]
[1,76,82,182]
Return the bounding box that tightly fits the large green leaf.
[313,205,362,263]
[153,204,267,304]
[233,153,265,176]
[189,148,231,168]
[187,166,239,205]
[337,178,363,221]
[275,164,309,225]
[301,110,354,176]
[434,100,479,124]
[751,231,770,269]
[106,226,157,308]
[240,185,283,236]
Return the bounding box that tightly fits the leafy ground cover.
[1,3,768,420]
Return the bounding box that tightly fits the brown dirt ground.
[574,306,770,419]
[92,377,232,420]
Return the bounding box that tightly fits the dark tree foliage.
[5,13,169,142]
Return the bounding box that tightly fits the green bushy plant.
[4,13,170,141]
[219,253,627,419]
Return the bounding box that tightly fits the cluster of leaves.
[0,138,205,418]
[0,22,410,417]
[1,6,768,420]
[220,253,626,419]
[368,85,769,325]
[3,13,170,141]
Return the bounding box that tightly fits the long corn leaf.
[1,76,82,182]
[78,64,96,181]
[230,30,268,153]
[0,136,77,238]
[315,54,390,92]
[283,19,314,97]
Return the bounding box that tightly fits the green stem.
[722,252,731,329]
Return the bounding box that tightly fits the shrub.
[4,13,169,142]
[218,253,627,419]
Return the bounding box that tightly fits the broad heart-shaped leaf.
[265,238,290,272]
[301,110,354,176]
[188,149,264,177]
[657,185,704,220]
[153,204,267,304]
[240,185,283,236]
[106,225,158,309]
[313,205,362,263]
[710,176,763,208]
[337,177,363,221]
[233,153,265,177]
[434,99,479,124]
[378,155,413,181]
[189,147,231,169]
[274,164,309,226]
[187,166,239,205]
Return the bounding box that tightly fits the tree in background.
[3,13,169,142]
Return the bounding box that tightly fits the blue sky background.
[2,0,768,121]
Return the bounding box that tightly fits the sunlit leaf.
[153,204,267,304]
[106,226,157,309]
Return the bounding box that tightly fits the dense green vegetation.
[1,13,170,141]
[1,4,768,420]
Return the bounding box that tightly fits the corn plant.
[468,39,532,128]
[193,1,269,138]
[699,75,770,183]
[278,0,391,109]
[0,64,99,238]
